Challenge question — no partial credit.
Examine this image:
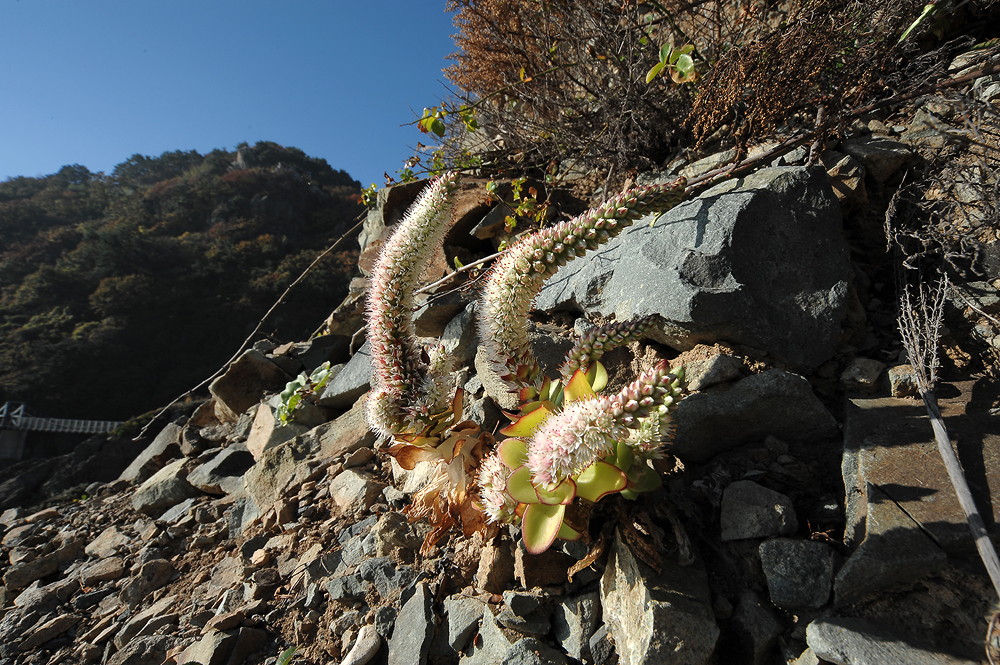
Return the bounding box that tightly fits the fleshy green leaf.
[585,361,608,392]
[500,405,551,437]
[522,503,566,554]
[564,369,596,402]
[627,461,663,494]
[535,478,576,505]
[498,438,528,470]
[575,461,628,502]
[507,465,540,504]
[557,521,582,541]
[612,440,634,472]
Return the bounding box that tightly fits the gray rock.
[731,590,784,665]
[552,591,600,662]
[209,349,292,422]
[244,403,309,461]
[325,575,370,601]
[119,559,174,607]
[226,496,262,538]
[682,353,743,391]
[343,624,382,665]
[600,530,719,665]
[823,151,868,213]
[461,607,512,665]
[806,617,977,665]
[17,612,79,651]
[13,577,78,613]
[307,394,377,459]
[3,534,84,590]
[158,497,198,523]
[675,369,838,462]
[79,557,126,586]
[317,341,373,408]
[500,638,570,665]
[415,288,476,337]
[535,167,851,373]
[496,607,550,636]
[369,511,424,556]
[113,594,177,648]
[720,480,798,541]
[330,469,386,515]
[444,595,484,651]
[441,302,480,366]
[589,624,615,665]
[374,605,398,640]
[106,635,169,665]
[130,458,200,515]
[243,437,317,513]
[839,358,885,393]
[118,423,182,483]
[187,442,255,495]
[503,590,541,617]
[177,628,239,665]
[840,136,915,183]
[759,539,834,608]
[85,525,131,558]
[389,582,435,665]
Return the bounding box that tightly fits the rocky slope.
[1,51,1000,665]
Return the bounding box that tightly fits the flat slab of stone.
[807,616,978,665]
[834,488,947,606]
[388,582,434,665]
[842,388,1000,554]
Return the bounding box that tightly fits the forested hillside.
[0,142,363,420]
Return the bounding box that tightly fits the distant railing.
[0,402,123,435]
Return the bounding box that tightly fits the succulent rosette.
[482,360,685,554]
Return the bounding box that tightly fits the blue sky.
[0,1,458,188]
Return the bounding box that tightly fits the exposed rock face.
[600,531,719,665]
[535,167,851,372]
[674,369,838,462]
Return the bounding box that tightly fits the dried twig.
[897,274,1000,601]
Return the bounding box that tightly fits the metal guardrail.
[0,402,123,435]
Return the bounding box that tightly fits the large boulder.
[209,349,292,422]
[535,167,851,372]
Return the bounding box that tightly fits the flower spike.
[366,172,461,436]
[479,178,686,391]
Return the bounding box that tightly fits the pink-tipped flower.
[526,397,618,489]
[365,172,461,435]
[526,361,684,489]
[479,178,686,389]
[478,452,519,524]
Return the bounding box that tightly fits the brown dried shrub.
[441,0,929,177]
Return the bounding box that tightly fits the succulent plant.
[364,171,688,554]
